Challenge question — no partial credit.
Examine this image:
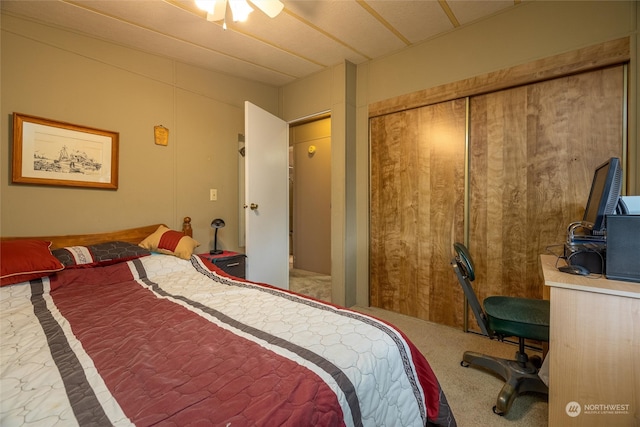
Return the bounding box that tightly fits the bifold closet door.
[468,65,624,311]
[370,99,466,325]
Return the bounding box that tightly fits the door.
[468,65,624,306]
[244,101,289,289]
[369,99,467,325]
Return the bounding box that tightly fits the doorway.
[288,115,332,302]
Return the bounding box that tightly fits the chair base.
[461,350,549,415]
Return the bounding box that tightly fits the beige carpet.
[289,270,548,427]
[289,268,332,302]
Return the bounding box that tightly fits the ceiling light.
[229,0,253,22]
[195,0,283,24]
[195,0,216,14]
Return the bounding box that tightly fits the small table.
[204,251,246,279]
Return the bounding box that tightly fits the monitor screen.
[582,157,622,233]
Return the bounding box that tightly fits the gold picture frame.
[12,113,119,190]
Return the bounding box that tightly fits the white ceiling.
[2,0,525,87]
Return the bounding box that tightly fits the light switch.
[210,189,217,201]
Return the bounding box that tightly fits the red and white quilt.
[0,254,456,426]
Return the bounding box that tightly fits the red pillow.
[0,240,65,286]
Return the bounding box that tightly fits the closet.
[369,39,628,329]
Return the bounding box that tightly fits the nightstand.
[205,251,246,279]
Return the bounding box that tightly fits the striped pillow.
[138,225,199,260]
[52,241,151,268]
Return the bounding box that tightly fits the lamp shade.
[211,218,225,228]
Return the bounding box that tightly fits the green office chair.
[451,242,549,415]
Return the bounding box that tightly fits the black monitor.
[582,157,622,233]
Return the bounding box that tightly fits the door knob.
[250,203,259,210]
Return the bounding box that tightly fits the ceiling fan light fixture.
[195,0,216,14]
[229,0,253,22]
[196,0,226,21]
[195,0,282,24]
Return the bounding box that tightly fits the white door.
[244,101,289,289]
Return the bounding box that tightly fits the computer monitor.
[582,157,622,233]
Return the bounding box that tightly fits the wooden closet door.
[370,99,466,325]
[469,65,624,310]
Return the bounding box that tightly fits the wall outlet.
[210,189,217,201]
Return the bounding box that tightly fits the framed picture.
[12,113,119,190]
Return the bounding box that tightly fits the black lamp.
[210,218,225,255]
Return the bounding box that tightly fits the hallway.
[289,256,331,302]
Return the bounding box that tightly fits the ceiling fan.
[195,0,284,25]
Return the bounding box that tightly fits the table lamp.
[210,218,225,255]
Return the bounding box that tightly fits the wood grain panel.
[371,65,623,331]
[469,66,624,313]
[370,100,466,326]
[470,86,530,303]
[369,37,629,118]
[370,111,415,313]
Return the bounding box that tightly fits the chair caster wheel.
[493,406,505,416]
[461,361,469,367]
[530,355,542,369]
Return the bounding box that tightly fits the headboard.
[1,217,193,250]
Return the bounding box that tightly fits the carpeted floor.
[289,269,549,427]
[289,267,332,302]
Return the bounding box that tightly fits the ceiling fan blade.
[249,0,284,18]
[206,0,227,21]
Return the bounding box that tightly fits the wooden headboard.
[1,217,193,250]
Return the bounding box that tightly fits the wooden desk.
[540,255,640,426]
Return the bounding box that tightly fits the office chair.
[450,242,550,415]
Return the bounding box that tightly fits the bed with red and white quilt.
[1,240,456,426]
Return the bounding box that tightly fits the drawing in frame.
[12,113,119,190]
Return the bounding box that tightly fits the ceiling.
[2,0,525,87]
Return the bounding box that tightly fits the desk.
[540,255,640,426]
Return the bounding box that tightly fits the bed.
[0,218,456,427]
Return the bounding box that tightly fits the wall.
[0,13,279,253]
[280,62,357,307]
[290,117,331,275]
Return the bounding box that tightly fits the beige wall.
[290,118,331,275]
[280,62,357,306]
[280,0,639,308]
[1,13,278,253]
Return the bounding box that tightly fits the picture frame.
[12,113,119,190]
[154,125,169,146]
